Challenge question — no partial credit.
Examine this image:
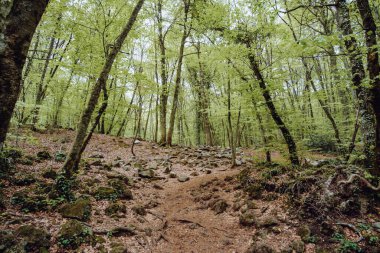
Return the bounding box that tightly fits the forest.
[0,0,380,252]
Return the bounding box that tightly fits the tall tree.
[0,0,49,148]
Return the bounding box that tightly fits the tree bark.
[356,0,380,174]
[336,0,377,169]
[0,0,49,148]
[167,0,190,146]
[61,0,145,176]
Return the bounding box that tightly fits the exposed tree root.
[335,222,364,242]
[338,174,380,191]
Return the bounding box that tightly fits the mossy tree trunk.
[0,0,49,149]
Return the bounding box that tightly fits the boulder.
[138,169,155,179]
[59,197,92,221]
[108,179,133,200]
[57,219,93,249]
[16,225,51,252]
[93,187,118,200]
[211,199,228,214]
[105,202,126,216]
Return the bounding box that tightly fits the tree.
[0,0,49,148]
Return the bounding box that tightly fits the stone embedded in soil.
[105,202,126,216]
[132,205,147,216]
[16,225,51,252]
[59,197,92,221]
[258,216,279,228]
[281,240,305,253]
[373,222,380,232]
[108,179,133,200]
[12,173,36,186]
[58,219,93,249]
[138,168,155,178]
[246,241,275,253]
[89,153,104,159]
[297,225,311,242]
[37,150,51,160]
[211,199,229,214]
[177,175,190,182]
[239,211,257,226]
[93,187,118,200]
[42,168,58,179]
[110,242,128,253]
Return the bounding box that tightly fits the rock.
[177,175,190,182]
[147,161,158,170]
[110,242,128,253]
[87,158,103,167]
[246,242,275,253]
[37,151,51,160]
[93,187,118,200]
[169,173,177,178]
[258,216,279,228]
[211,199,228,214]
[109,179,133,200]
[89,154,104,159]
[297,225,311,242]
[16,225,51,252]
[138,169,155,179]
[105,202,126,216]
[59,197,92,221]
[58,219,93,249]
[42,168,58,179]
[373,222,380,232]
[134,140,141,145]
[239,211,257,226]
[282,240,305,253]
[190,172,199,176]
[12,173,36,186]
[132,205,147,216]
[11,190,48,212]
[339,198,361,215]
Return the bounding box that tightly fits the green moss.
[58,219,93,249]
[59,197,92,221]
[11,190,48,213]
[16,225,51,252]
[93,187,118,201]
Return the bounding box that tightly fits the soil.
[1,128,379,253]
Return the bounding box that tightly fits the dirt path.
[153,169,253,253]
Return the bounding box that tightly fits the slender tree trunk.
[0,0,49,148]
[227,75,236,167]
[61,0,145,176]
[246,46,299,166]
[167,0,190,146]
[156,0,168,145]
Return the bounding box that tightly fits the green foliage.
[332,233,362,253]
[53,174,75,201]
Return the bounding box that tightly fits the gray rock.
[177,175,190,182]
[138,169,155,178]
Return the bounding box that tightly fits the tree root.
[335,222,364,243]
[338,174,380,191]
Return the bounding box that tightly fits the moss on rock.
[57,219,93,249]
[59,197,92,221]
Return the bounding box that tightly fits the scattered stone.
[258,216,279,228]
[37,151,51,160]
[109,179,133,200]
[110,242,128,253]
[59,197,92,221]
[11,190,48,212]
[297,225,311,242]
[373,222,380,232]
[132,205,147,216]
[105,202,126,216]
[93,187,118,200]
[190,172,199,176]
[177,175,189,182]
[42,168,58,180]
[239,211,257,226]
[246,241,275,253]
[57,219,93,249]
[12,173,36,186]
[89,154,104,159]
[169,173,177,178]
[211,199,228,214]
[0,230,16,252]
[16,225,51,252]
[138,169,155,179]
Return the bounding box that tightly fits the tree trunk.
[0,0,49,148]
[336,0,377,169]
[167,0,190,146]
[247,47,299,166]
[61,0,145,176]
[356,0,380,174]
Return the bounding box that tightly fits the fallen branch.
[335,222,364,243]
[338,174,380,191]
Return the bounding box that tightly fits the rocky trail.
[1,129,380,253]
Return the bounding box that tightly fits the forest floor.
[0,128,379,253]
